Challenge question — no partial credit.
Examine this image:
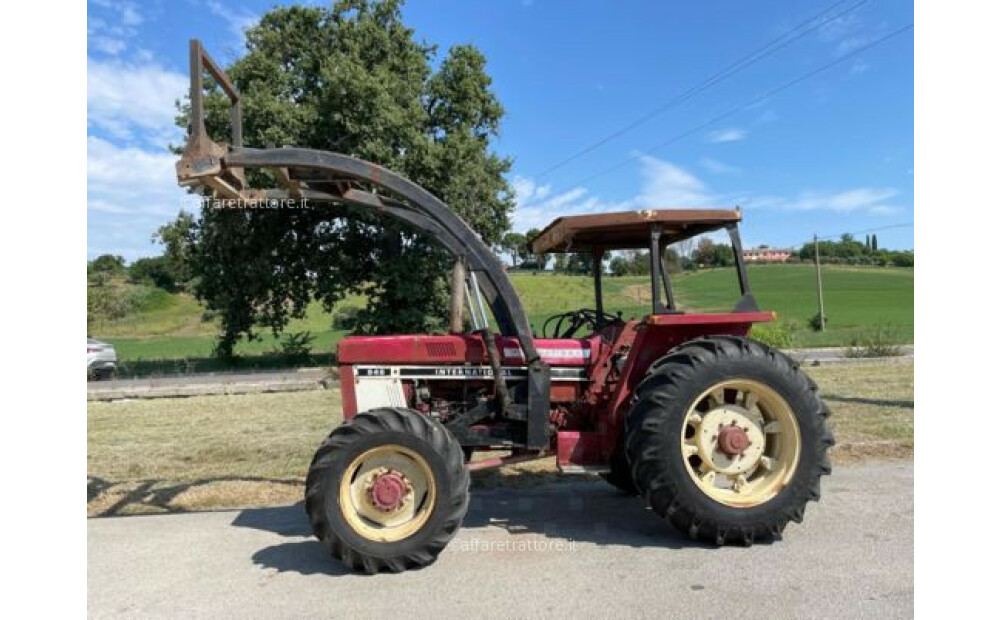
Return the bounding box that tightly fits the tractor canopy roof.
[529,208,741,254]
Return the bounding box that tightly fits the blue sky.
[87,0,913,260]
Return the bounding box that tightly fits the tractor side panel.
[337,333,598,423]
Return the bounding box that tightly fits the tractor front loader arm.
[176,40,551,449]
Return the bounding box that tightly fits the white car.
[87,338,117,380]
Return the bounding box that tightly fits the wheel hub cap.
[367,469,412,512]
[697,407,766,476]
[718,425,750,456]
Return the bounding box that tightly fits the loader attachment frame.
[176,40,551,448]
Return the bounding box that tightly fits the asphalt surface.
[88,461,913,619]
[86,368,332,401]
[786,345,913,365]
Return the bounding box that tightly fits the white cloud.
[122,3,143,27]
[88,136,198,219]
[88,1,145,55]
[91,37,126,55]
[634,156,714,206]
[817,11,870,55]
[706,127,747,144]
[87,56,188,145]
[512,154,903,236]
[511,156,716,231]
[87,136,202,259]
[867,205,900,216]
[512,184,608,232]
[752,188,900,215]
[850,60,870,75]
[699,157,741,175]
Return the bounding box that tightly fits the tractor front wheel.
[624,336,834,545]
[305,408,469,573]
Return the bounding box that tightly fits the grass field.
[91,264,912,373]
[87,360,913,516]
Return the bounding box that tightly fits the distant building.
[742,246,792,263]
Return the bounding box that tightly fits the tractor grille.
[425,342,458,358]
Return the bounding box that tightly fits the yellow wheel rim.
[338,445,437,543]
[681,379,801,508]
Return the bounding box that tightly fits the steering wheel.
[541,309,622,339]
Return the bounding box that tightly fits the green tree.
[799,234,910,266]
[153,211,196,289]
[175,1,514,356]
[609,256,630,277]
[524,227,548,270]
[663,247,682,272]
[88,254,126,278]
[501,232,526,267]
[566,252,605,275]
[692,238,733,267]
[128,256,179,292]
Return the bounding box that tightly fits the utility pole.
[813,234,825,331]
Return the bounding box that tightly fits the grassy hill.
[90,264,912,373]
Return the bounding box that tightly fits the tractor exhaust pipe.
[449,259,465,333]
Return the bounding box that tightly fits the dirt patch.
[830,440,913,463]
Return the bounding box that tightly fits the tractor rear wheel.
[305,407,469,573]
[624,336,834,545]
[601,448,638,495]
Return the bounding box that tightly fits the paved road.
[88,461,913,619]
[87,368,332,401]
[787,345,913,365]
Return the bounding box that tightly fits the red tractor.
[177,41,834,574]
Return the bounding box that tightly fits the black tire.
[600,448,638,495]
[305,407,470,573]
[624,336,834,545]
[89,367,114,381]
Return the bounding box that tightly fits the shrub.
[123,285,173,313]
[128,256,180,292]
[331,305,361,330]
[87,284,130,328]
[273,331,315,361]
[891,253,914,267]
[751,320,799,349]
[808,312,828,332]
[845,324,904,358]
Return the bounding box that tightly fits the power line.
[531,0,868,180]
[558,23,913,192]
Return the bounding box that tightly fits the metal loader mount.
[177,40,833,575]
